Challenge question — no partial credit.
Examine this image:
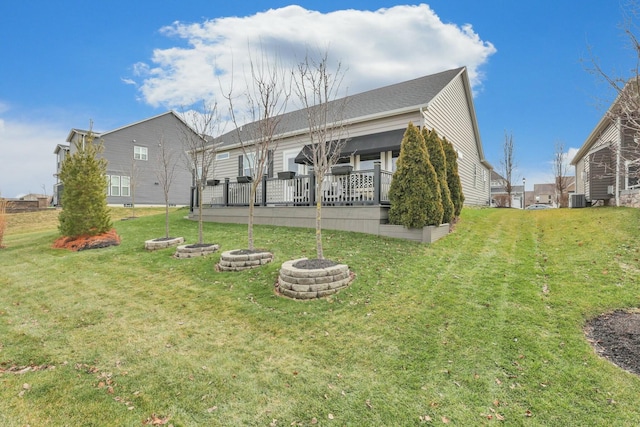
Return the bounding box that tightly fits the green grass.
[1,206,639,426]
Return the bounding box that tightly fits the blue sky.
[0,1,634,197]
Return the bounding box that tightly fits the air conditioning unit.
[569,194,586,208]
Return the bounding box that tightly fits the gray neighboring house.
[206,66,493,206]
[55,111,195,207]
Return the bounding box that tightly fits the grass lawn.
[1,206,639,426]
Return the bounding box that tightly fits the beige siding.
[206,71,489,208]
[210,112,422,182]
[424,74,489,206]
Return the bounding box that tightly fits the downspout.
[616,117,622,206]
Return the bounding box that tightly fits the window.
[110,175,121,196]
[121,176,130,197]
[107,175,130,197]
[282,149,306,175]
[358,153,381,171]
[473,164,478,188]
[626,160,640,189]
[216,152,229,161]
[243,153,256,177]
[134,146,148,161]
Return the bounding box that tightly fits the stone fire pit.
[277,258,353,299]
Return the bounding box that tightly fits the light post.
[522,177,526,208]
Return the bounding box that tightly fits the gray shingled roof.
[215,67,464,148]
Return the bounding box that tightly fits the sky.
[0,0,636,198]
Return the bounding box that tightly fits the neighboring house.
[53,144,70,206]
[57,111,196,207]
[206,66,492,207]
[571,84,640,207]
[490,171,525,208]
[531,177,575,207]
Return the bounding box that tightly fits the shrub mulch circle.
[585,309,640,376]
[52,229,121,251]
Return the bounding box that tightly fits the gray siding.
[588,146,614,200]
[67,112,194,206]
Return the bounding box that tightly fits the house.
[490,171,525,208]
[530,177,575,208]
[53,144,70,206]
[56,111,196,207]
[571,83,640,207]
[203,66,491,201]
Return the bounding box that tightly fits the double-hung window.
[107,175,131,196]
[134,146,148,161]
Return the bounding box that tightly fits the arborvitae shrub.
[423,128,454,224]
[388,123,444,228]
[442,137,465,217]
[58,132,112,238]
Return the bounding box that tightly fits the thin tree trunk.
[198,185,204,244]
[315,185,323,260]
[164,202,170,238]
[248,182,257,250]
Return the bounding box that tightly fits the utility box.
[569,194,586,208]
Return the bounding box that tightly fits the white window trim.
[216,152,230,161]
[107,175,131,197]
[134,145,148,161]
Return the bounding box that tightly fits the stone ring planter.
[145,237,184,250]
[174,243,220,259]
[217,249,274,271]
[277,258,353,300]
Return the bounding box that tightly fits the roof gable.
[216,67,465,147]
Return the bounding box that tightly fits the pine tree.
[388,123,443,228]
[58,130,112,238]
[442,137,465,217]
[423,128,454,224]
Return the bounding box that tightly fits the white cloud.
[0,118,67,198]
[566,147,579,165]
[131,4,496,112]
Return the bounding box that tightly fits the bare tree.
[499,131,516,208]
[293,50,348,260]
[127,155,139,218]
[585,1,640,185]
[180,101,223,245]
[154,132,180,238]
[552,141,570,207]
[225,49,291,250]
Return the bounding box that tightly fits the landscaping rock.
[217,249,273,271]
[276,258,353,299]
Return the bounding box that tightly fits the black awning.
[294,128,405,165]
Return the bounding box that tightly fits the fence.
[195,161,392,210]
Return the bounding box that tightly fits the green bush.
[388,123,443,228]
[58,131,112,238]
[442,137,464,217]
[423,128,454,224]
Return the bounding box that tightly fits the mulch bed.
[293,258,338,269]
[52,229,121,251]
[230,249,269,255]
[586,310,640,376]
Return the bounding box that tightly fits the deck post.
[262,175,268,206]
[373,161,381,205]
[309,170,316,206]
[223,178,230,207]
